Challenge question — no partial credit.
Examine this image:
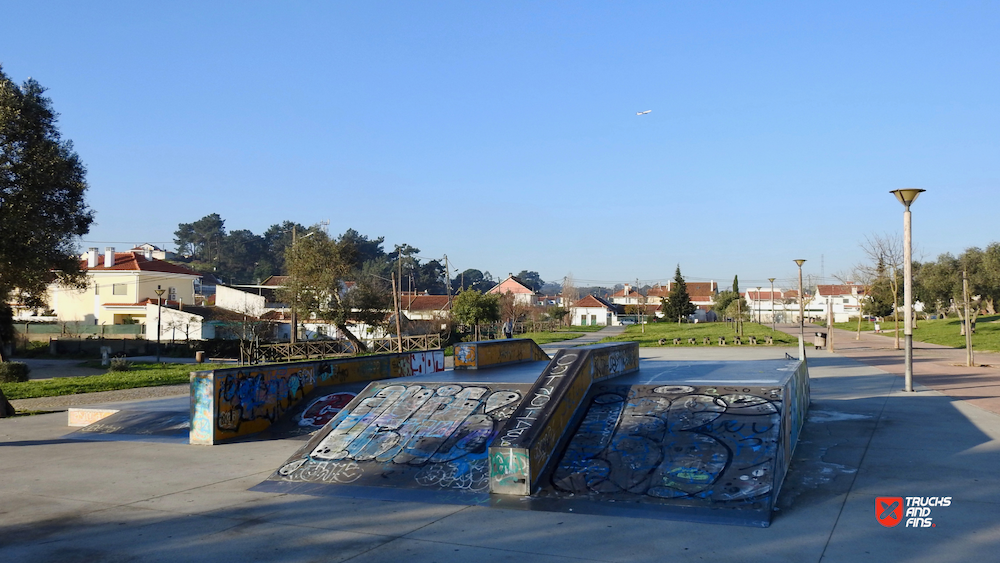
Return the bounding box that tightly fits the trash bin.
[814,332,827,349]
[195,351,205,363]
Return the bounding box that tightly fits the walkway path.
[538,325,624,351]
[776,322,1000,415]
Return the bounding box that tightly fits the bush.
[0,362,31,383]
[108,357,133,372]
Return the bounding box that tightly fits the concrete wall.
[190,350,445,445]
[215,285,266,317]
[488,342,639,496]
[453,339,549,370]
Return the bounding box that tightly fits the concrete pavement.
[2,339,1000,561]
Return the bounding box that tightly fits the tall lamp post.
[768,278,776,330]
[154,286,165,363]
[891,188,925,392]
[794,260,806,343]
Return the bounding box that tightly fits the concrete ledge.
[453,339,549,370]
[68,407,120,427]
[488,342,639,495]
[190,350,444,445]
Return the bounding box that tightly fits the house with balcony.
[47,247,201,329]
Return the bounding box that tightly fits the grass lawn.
[827,315,1000,352]
[0,362,228,400]
[516,332,585,345]
[599,322,799,347]
[561,325,605,332]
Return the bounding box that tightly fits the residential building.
[47,247,201,328]
[610,284,642,306]
[487,274,536,306]
[570,295,621,326]
[814,284,867,323]
[399,293,452,321]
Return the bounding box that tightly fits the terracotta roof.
[81,253,200,276]
[816,284,863,297]
[260,275,290,286]
[611,288,641,298]
[487,277,534,295]
[646,286,668,297]
[400,294,451,311]
[571,295,611,309]
[665,281,717,300]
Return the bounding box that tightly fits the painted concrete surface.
[3,345,1000,561]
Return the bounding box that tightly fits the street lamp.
[154,286,165,363]
[891,188,925,392]
[768,278,776,330]
[794,260,806,343]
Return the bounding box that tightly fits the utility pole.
[964,270,974,367]
[392,273,403,353]
[290,226,297,345]
[444,254,452,306]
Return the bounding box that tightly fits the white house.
[570,295,620,326]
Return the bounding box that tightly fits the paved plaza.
[2,326,999,562]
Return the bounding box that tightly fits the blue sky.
[3,1,997,292]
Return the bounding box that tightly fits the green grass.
[599,322,799,347]
[562,325,606,332]
[0,362,228,400]
[516,332,585,345]
[825,315,1000,352]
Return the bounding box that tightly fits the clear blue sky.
[3,1,997,292]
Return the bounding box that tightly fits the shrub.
[0,362,31,383]
[108,357,133,372]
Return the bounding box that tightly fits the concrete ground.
[2,333,1000,562]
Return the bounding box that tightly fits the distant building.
[48,247,201,327]
[487,274,536,307]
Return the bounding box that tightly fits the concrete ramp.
[512,358,809,527]
[65,409,190,443]
[256,379,535,503]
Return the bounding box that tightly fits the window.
[168,287,177,301]
[843,298,850,303]
[112,284,127,296]
[94,283,100,295]
[590,314,597,325]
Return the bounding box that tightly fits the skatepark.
[2,327,1000,562]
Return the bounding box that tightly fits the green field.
[599,322,799,347]
[516,332,585,345]
[0,362,228,400]
[827,315,1000,352]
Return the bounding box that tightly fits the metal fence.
[14,323,144,337]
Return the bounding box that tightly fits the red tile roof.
[400,294,451,311]
[816,284,863,297]
[82,253,201,276]
[572,295,611,308]
[260,275,290,286]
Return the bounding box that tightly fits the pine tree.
[661,265,697,323]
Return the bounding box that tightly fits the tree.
[515,271,544,292]
[1,67,94,361]
[282,231,391,352]
[451,289,500,341]
[861,233,904,348]
[562,274,580,326]
[712,290,739,318]
[174,213,225,261]
[661,266,696,323]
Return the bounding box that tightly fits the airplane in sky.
[636,110,651,115]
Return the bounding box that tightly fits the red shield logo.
[876,497,903,527]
